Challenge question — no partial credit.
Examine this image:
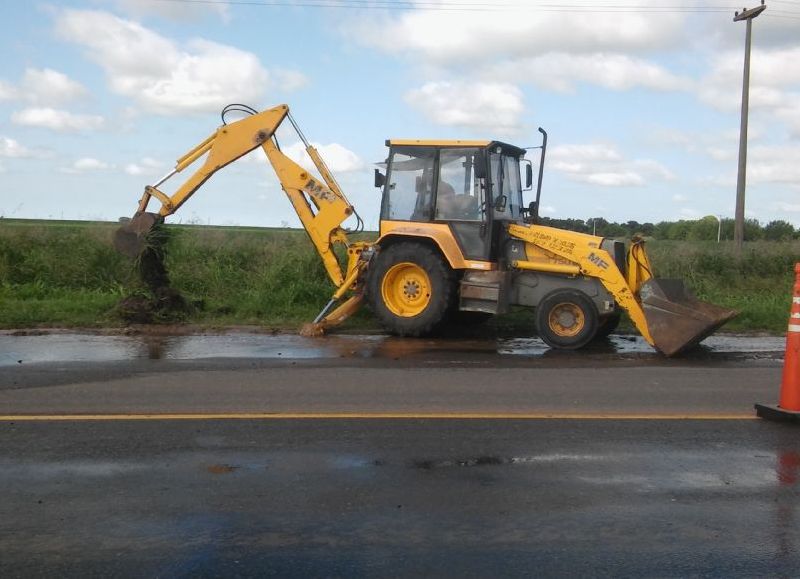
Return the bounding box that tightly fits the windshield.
[381,147,436,221]
[489,152,523,221]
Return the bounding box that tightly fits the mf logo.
[587,252,609,270]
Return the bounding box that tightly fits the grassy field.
[0,218,797,333]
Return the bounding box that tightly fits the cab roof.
[386,139,526,156]
[387,139,491,147]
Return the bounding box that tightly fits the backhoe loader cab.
[376,140,528,259]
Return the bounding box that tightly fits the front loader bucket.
[639,279,737,357]
[113,212,161,258]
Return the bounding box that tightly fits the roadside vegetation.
[0,218,796,333]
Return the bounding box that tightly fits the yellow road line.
[0,412,757,421]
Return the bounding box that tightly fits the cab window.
[489,152,524,221]
[381,147,436,222]
[435,148,484,222]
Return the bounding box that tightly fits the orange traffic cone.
[756,263,800,422]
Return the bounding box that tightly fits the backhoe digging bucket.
[639,279,737,357]
[113,212,161,258]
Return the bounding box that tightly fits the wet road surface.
[0,331,787,367]
[1,331,797,577]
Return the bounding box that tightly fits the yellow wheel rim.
[381,262,431,317]
[548,302,585,337]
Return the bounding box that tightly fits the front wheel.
[535,289,599,350]
[366,242,455,336]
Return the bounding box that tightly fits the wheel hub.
[381,262,431,317]
[403,280,420,299]
[548,302,585,337]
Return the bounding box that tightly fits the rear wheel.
[367,242,455,336]
[536,289,599,350]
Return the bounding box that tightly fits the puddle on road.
[500,334,787,356]
[0,332,785,367]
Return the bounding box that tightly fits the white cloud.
[697,47,800,134]
[55,9,301,115]
[113,0,229,21]
[672,193,688,202]
[549,143,673,188]
[349,3,688,102]
[632,159,675,181]
[273,69,310,92]
[0,136,37,158]
[748,145,800,185]
[494,53,690,94]
[11,107,105,132]
[773,98,800,138]
[0,68,88,109]
[773,202,800,213]
[680,207,700,218]
[701,145,800,189]
[404,81,524,132]
[124,156,165,176]
[584,171,645,187]
[705,147,735,162]
[284,141,365,174]
[549,144,622,164]
[0,80,18,101]
[60,157,111,174]
[20,68,88,105]
[351,2,684,63]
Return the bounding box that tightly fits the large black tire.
[366,242,455,336]
[535,289,599,350]
[594,311,622,340]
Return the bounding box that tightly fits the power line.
[152,0,800,18]
[152,0,763,13]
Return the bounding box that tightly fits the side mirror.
[525,162,533,189]
[374,169,386,189]
[474,154,487,179]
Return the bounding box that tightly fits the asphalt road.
[1,333,797,577]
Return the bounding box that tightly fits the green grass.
[644,240,798,332]
[0,219,796,333]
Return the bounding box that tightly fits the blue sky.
[0,0,799,230]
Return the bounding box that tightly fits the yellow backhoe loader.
[114,104,736,356]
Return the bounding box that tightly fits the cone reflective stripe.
[756,263,800,422]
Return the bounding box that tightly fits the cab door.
[434,148,492,261]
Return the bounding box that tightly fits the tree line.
[538,216,798,241]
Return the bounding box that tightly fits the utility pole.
[733,1,766,255]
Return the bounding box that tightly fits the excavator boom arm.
[120,104,361,289]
